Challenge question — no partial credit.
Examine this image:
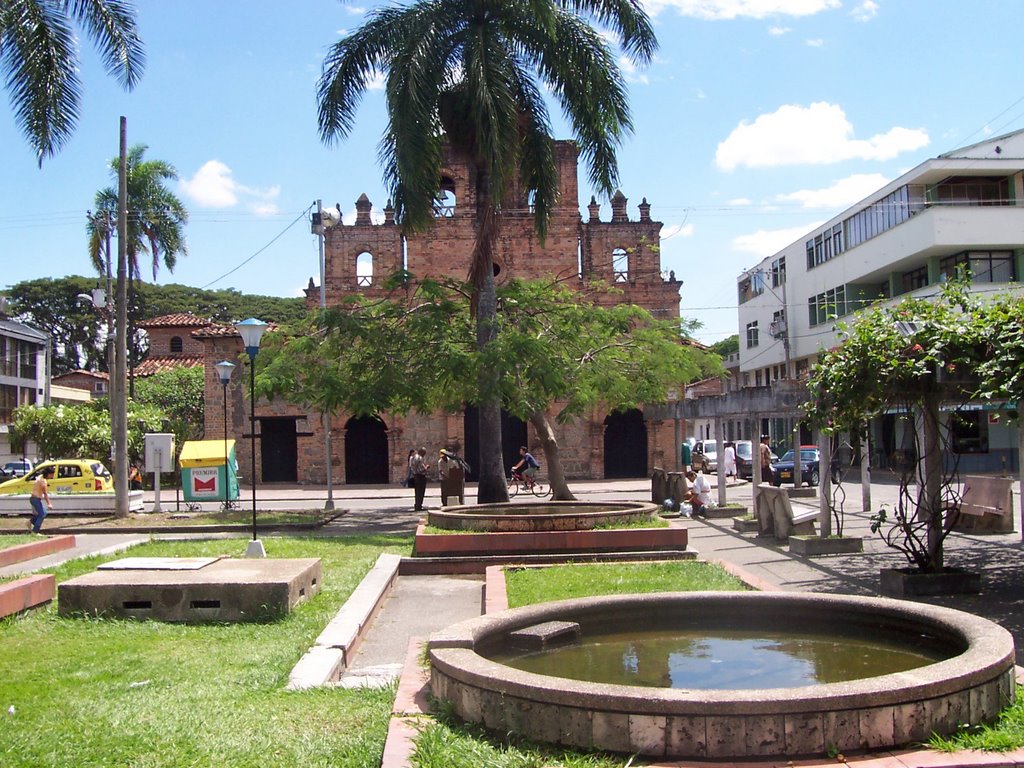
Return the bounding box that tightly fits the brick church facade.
[201,141,684,485]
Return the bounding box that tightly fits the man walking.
[29,465,54,533]
[410,446,429,511]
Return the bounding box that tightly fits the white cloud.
[662,223,695,239]
[805,37,824,47]
[768,25,791,35]
[728,197,753,206]
[775,173,890,209]
[715,102,929,170]
[180,160,281,215]
[732,223,823,256]
[851,0,879,21]
[645,0,840,20]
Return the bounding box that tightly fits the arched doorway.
[463,406,527,482]
[604,409,647,478]
[344,415,389,484]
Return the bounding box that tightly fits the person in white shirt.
[722,441,737,479]
[684,470,711,519]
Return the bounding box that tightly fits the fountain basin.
[428,592,1015,759]
[426,501,660,532]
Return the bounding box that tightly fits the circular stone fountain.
[426,501,660,532]
[428,592,1015,760]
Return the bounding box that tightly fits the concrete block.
[858,705,896,750]
[824,708,865,753]
[666,715,706,758]
[0,535,75,567]
[783,712,824,756]
[592,710,630,753]
[706,715,745,758]
[745,713,785,755]
[557,706,592,749]
[629,713,667,756]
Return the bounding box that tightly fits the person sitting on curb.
[684,469,711,519]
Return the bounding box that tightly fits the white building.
[736,129,1024,471]
[0,316,49,463]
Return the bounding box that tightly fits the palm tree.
[318,0,656,502]
[89,143,187,396]
[1,0,145,165]
[90,143,188,282]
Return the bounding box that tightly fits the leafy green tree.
[317,0,657,502]
[5,276,306,375]
[89,143,188,281]
[4,276,108,374]
[256,278,712,499]
[11,399,167,465]
[805,280,991,572]
[133,365,205,441]
[710,334,739,358]
[1,0,144,165]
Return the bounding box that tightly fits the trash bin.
[180,439,239,506]
[438,449,468,506]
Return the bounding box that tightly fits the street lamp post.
[214,360,235,512]
[235,318,268,558]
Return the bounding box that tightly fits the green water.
[489,628,949,690]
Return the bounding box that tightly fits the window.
[900,265,929,294]
[746,321,759,348]
[169,336,183,353]
[771,257,786,288]
[18,341,36,379]
[612,248,628,283]
[770,309,786,339]
[808,285,848,327]
[940,251,1014,283]
[951,410,988,454]
[356,251,374,287]
[433,177,456,217]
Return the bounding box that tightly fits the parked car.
[691,440,718,472]
[771,446,841,487]
[0,459,114,495]
[734,440,778,480]
[3,459,33,478]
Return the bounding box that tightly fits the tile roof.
[134,355,204,377]
[53,369,110,381]
[136,312,212,329]
[192,322,279,339]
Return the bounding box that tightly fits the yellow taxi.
[0,459,114,495]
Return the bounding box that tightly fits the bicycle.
[507,469,551,498]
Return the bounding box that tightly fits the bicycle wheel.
[531,482,550,498]
[507,479,520,497]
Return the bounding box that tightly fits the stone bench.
[945,475,1014,534]
[754,485,823,541]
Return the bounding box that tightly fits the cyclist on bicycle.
[510,446,540,488]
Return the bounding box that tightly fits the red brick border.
[0,535,76,567]
[0,574,55,618]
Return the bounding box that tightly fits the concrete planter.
[789,535,863,556]
[0,491,144,515]
[880,566,982,598]
[732,516,758,533]
[702,504,747,520]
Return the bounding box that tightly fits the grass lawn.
[0,533,42,547]
[0,534,411,768]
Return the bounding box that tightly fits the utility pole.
[113,117,129,518]
[315,200,334,511]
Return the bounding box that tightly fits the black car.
[771,446,840,487]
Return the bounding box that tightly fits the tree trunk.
[529,410,576,501]
[472,173,509,504]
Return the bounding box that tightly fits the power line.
[199,205,313,289]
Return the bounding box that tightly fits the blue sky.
[3,0,1024,345]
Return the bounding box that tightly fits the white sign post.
[144,433,176,514]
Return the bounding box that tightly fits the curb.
[0,534,76,567]
[0,574,55,618]
[286,552,401,690]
